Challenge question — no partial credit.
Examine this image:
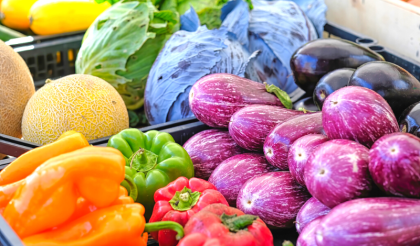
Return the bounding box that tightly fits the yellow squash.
[29,0,111,35]
[1,0,38,30]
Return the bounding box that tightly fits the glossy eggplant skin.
[349,61,420,119]
[313,68,355,110]
[293,97,319,112]
[399,102,420,137]
[291,39,384,95]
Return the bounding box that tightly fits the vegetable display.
[182,129,244,180]
[107,128,194,219]
[208,153,278,206]
[178,203,274,246]
[150,177,228,246]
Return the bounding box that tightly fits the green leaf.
[264,82,293,109]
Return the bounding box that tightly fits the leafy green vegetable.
[76,1,179,113]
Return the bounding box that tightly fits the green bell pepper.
[107,128,194,219]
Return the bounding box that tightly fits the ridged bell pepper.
[0,130,89,185]
[22,203,185,246]
[150,177,229,246]
[178,204,274,246]
[3,146,126,238]
[107,128,194,219]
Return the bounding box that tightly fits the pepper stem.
[120,174,138,201]
[169,187,201,211]
[129,147,158,173]
[220,213,258,232]
[264,82,292,109]
[144,221,185,240]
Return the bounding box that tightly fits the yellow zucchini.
[29,0,110,35]
[1,0,38,30]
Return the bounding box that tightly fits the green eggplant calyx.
[220,213,258,232]
[297,107,316,113]
[129,147,158,173]
[264,82,292,109]
[169,187,201,211]
[144,221,185,240]
[121,174,138,201]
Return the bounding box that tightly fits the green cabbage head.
[75,0,179,111]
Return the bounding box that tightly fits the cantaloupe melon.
[22,74,129,145]
[0,40,35,159]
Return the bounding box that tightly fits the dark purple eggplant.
[399,102,420,137]
[369,132,420,198]
[313,68,354,110]
[290,39,384,95]
[183,129,245,179]
[305,139,374,208]
[296,197,330,233]
[322,86,399,147]
[293,97,319,112]
[348,61,420,119]
[316,197,420,246]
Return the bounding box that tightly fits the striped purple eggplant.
[370,132,420,197]
[183,129,245,180]
[189,73,289,128]
[288,134,329,187]
[297,217,322,246]
[305,139,374,208]
[208,153,278,206]
[296,197,330,233]
[264,112,324,170]
[237,172,311,228]
[322,86,399,147]
[316,197,420,246]
[229,105,304,151]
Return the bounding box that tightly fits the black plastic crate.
[6,31,85,89]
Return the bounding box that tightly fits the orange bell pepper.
[0,180,24,214]
[69,186,134,221]
[0,131,89,186]
[22,204,184,246]
[3,146,125,238]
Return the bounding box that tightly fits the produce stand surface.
[2,22,420,246]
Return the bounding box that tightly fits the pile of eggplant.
[182,38,420,245]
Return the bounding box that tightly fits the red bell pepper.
[150,177,228,246]
[178,203,274,246]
